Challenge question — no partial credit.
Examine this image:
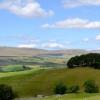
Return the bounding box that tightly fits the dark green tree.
[0,84,17,100]
[83,80,99,93]
[54,83,67,94]
[67,53,100,69]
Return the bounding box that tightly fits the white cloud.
[63,0,100,8]
[42,42,66,49]
[0,0,54,18]
[42,18,100,29]
[96,35,100,41]
[41,24,53,28]
[17,41,68,49]
[83,38,89,42]
[18,44,37,48]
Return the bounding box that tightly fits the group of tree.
[67,53,100,69]
[54,80,99,95]
[54,83,79,94]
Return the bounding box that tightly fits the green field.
[0,67,100,97]
[0,65,32,72]
[0,66,42,77]
[0,56,67,68]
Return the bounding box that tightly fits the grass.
[1,65,29,72]
[0,65,42,77]
[15,93,100,100]
[0,68,100,97]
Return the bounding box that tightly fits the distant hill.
[91,50,100,53]
[0,47,88,57]
[0,47,47,57]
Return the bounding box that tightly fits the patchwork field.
[0,56,67,68]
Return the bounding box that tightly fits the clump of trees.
[67,53,100,69]
[0,84,17,100]
[54,83,79,95]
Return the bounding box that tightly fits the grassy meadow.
[0,67,100,97]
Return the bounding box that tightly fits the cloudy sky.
[0,0,100,50]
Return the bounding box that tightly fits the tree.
[0,84,17,100]
[67,53,100,69]
[83,80,99,93]
[54,83,67,94]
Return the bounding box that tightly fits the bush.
[0,84,17,100]
[54,83,67,94]
[83,80,99,93]
[68,85,80,93]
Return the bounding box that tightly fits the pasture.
[0,68,100,97]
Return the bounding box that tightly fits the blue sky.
[0,0,100,50]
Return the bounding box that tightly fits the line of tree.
[67,53,100,69]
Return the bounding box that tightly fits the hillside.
[0,68,100,97]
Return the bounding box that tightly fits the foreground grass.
[15,93,100,100]
[0,68,100,97]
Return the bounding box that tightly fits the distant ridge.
[0,47,89,57]
[0,47,48,57]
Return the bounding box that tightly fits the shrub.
[83,80,99,93]
[68,85,80,93]
[54,83,67,94]
[0,84,17,100]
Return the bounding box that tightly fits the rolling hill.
[0,68,100,97]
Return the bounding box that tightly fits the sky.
[0,0,100,50]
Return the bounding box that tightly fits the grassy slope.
[15,93,100,100]
[0,68,100,97]
[1,65,31,72]
[0,67,41,77]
